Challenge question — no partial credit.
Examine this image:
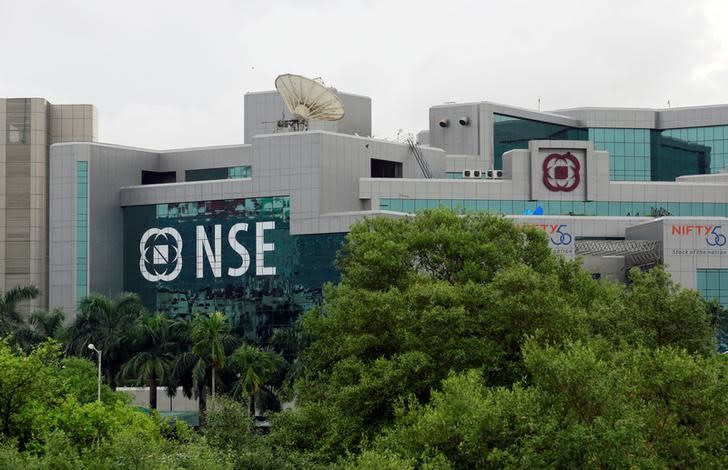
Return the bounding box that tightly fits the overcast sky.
[2,0,727,149]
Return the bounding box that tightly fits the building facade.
[43,90,728,348]
[0,98,96,310]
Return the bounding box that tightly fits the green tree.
[585,266,716,354]
[353,339,728,468]
[272,210,596,459]
[29,308,66,340]
[120,313,176,410]
[228,344,286,417]
[191,312,231,399]
[66,292,146,388]
[0,338,233,468]
[270,209,720,463]
[14,308,67,351]
[0,285,40,340]
[174,312,234,424]
[0,340,61,439]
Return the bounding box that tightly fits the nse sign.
[139,222,278,283]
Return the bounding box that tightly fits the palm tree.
[228,344,286,417]
[66,292,146,388]
[29,308,65,339]
[120,313,176,410]
[14,308,66,351]
[0,285,40,339]
[191,312,231,398]
[172,312,233,425]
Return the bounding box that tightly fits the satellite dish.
[274,74,345,130]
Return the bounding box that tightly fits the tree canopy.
[268,209,723,465]
[0,209,724,468]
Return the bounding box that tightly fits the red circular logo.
[543,152,580,192]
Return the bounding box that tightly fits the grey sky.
[2,0,727,149]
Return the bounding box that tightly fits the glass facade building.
[493,114,725,182]
[123,195,344,343]
[697,268,728,351]
[493,114,586,170]
[588,128,651,181]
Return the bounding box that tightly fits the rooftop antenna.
[538,98,541,112]
[274,74,345,131]
[667,99,671,109]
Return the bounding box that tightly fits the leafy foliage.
[0,285,40,348]
[228,344,286,416]
[273,210,597,458]
[0,209,724,468]
[66,292,146,388]
[0,338,233,468]
[268,209,722,464]
[355,340,728,468]
[120,312,177,409]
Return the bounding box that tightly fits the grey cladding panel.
[429,104,480,157]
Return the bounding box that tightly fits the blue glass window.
[379,198,728,217]
[76,161,88,303]
[493,114,586,170]
[185,166,252,182]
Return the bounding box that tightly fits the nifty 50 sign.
[671,224,727,247]
[521,223,573,246]
[139,222,278,282]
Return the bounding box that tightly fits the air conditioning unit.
[472,170,481,178]
[485,170,494,179]
[462,169,482,179]
[462,170,471,178]
[494,170,503,178]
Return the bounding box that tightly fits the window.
[654,126,724,180]
[371,159,402,178]
[6,98,30,144]
[76,161,88,303]
[379,198,728,217]
[185,166,252,182]
[493,114,586,170]
[589,128,651,181]
[142,170,176,185]
[228,166,252,179]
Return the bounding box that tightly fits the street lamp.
[87,343,102,402]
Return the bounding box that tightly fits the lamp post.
[87,343,102,402]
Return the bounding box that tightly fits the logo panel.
[543,152,580,192]
[707,225,727,247]
[139,227,183,282]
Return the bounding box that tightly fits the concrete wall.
[119,131,445,235]
[429,103,480,157]
[50,104,97,143]
[49,143,157,318]
[361,141,728,210]
[0,98,96,311]
[159,145,252,181]
[427,101,728,174]
[553,107,658,129]
[629,217,728,290]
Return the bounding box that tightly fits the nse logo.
[671,224,727,247]
[543,152,580,193]
[523,223,572,246]
[139,222,277,283]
